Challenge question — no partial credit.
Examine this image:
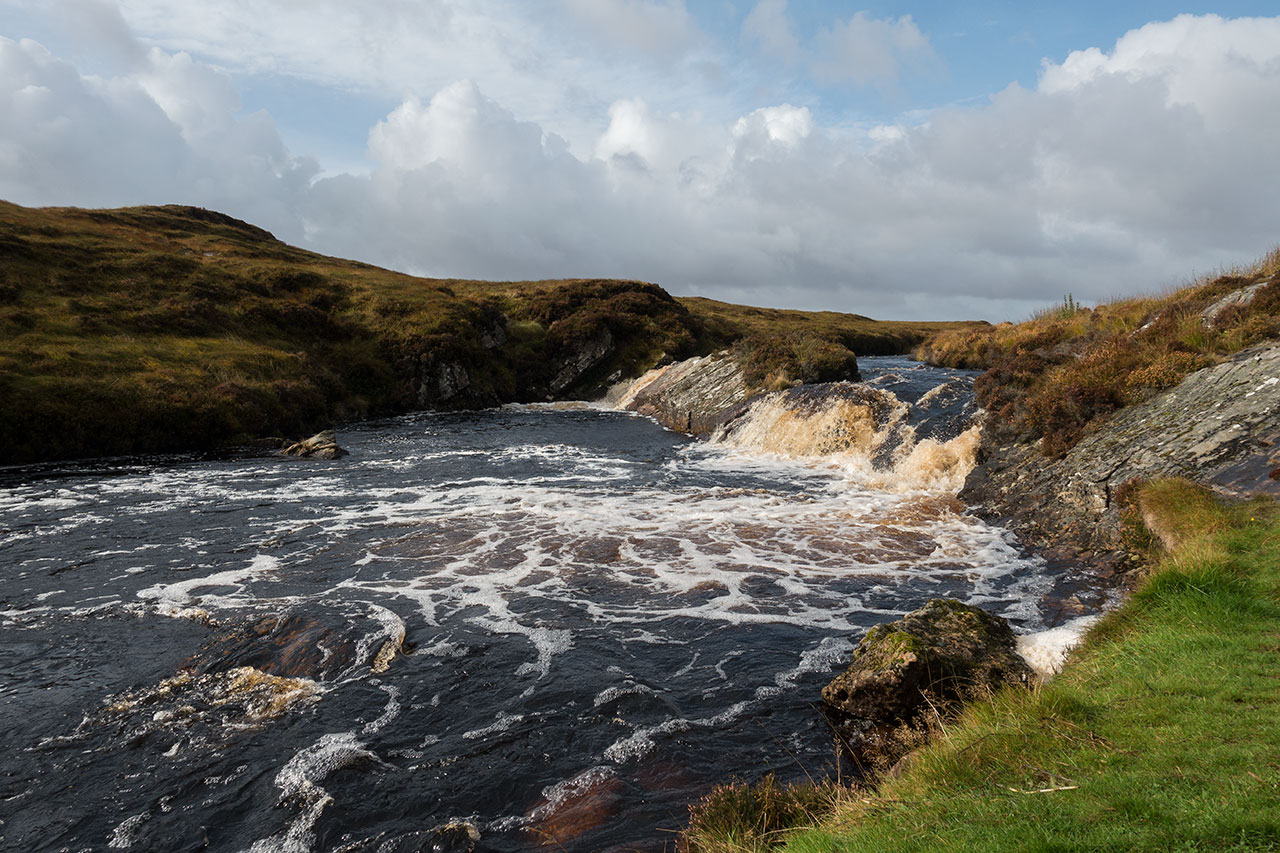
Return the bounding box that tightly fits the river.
[0,358,1101,852]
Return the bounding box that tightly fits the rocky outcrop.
[1201,281,1268,327]
[961,343,1280,566]
[609,351,750,435]
[821,599,1032,772]
[551,328,615,393]
[282,429,348,459]
[823,599,1032,726]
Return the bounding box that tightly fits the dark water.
[0,358,1080,852]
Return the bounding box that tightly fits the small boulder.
[823,598,1032,729]
[282,429,348,459]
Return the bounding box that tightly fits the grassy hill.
[0,200,976,464]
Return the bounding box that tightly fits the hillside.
[917,253,1280,457]
[0,200,978,464]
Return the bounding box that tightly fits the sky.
[1,2,1279,320]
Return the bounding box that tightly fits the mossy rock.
[822,598,1032,727]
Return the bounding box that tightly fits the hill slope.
[0,201,977,464]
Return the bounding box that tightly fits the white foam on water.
[248,732,385,853]
[136,554,282,610]
[604,699,752,764]
[1018,615,1101,679]
[463,712,525,741]
[362,683,402,735]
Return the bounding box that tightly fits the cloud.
[0,36,315,239]
[742,0,799,64]
[812,12,940,89]
[558,0,698,58]
[45,0,146,69]
[1,15,1279,320]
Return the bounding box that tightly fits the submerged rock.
[282,429,349,459]
[188,611,405,682]
[64,666,319,750]
[822,598,1032,770]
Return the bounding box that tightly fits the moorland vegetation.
[918,251,1280,456]
[0,200,976,464]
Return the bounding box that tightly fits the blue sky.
[1,1,1279,320]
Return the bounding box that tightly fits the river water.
[0,358,1097,852]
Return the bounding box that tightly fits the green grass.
[681,480,1280,852]
[0,200,974,464]
[916,248,1280,456]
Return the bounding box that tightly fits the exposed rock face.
[551,328,615,393]
[282,429,348,459]
[961,343,1280,565]
[822,599,1033,729]
[1201,281,1268,327]
[609,351,750,435]
[436,362,472,401]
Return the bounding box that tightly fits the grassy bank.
[916,250,1280,456]
[683,479,1280,851]
[682,297,978,390]
[0,200,974,464]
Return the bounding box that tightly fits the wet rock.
[822,599,1033,729]
[64,666,319,750]
[364,821,480,853]
[609,350,750,435]
[961,343,1280,566]
[188,611,405,682]
[423,822,481,853]
[282,429,349,459]
[526,769,625,847]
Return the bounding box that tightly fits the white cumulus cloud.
[0,14,1278,320]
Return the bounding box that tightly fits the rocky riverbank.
[960,342,1280,570]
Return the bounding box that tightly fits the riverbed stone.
[282,429,349,459]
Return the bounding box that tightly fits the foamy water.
[0,358,1100,852]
